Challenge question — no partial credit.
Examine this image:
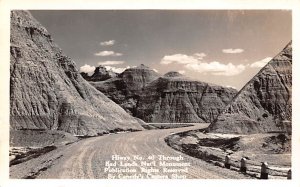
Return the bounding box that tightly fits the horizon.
[30,10,292,90]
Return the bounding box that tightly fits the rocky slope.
[208,41,292,134]
[10,10,143,137]
[90,67,237,123]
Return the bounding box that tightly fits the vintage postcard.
[1,0,299,187]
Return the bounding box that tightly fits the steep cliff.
[208,41,292,134]
[10,10,143,136]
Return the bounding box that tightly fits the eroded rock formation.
[10,10,143,136]
[90,64,160,115]
[136,72,237,123]
[80,65,118,82]
[89,66,237,123]
[208,41,292,134]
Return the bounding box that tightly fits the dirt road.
[10,123,252,179]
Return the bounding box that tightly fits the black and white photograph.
[1,0,300,186]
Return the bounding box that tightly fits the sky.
[30,10,291,90]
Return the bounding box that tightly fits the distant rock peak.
[133,64,150,69]
[164,71,184,77]
[80,65,118,82]
[95,65,106,71]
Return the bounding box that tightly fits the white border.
[1,0,299,187]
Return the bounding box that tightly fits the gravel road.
[10,123,252,179]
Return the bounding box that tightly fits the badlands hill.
[209,41,292,134]
[89,66,237,123]
[10,10,143,137]
[90,64,160,115]
[136,72,237,123]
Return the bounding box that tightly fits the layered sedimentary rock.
[90,67,237,123]
[10,10,143,136]
[90,64,160,114]
[120,64,160,91]
[136,72,237,123]
[209,42,292,134]
[80,65,117,82]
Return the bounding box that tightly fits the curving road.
[10,123,251,179]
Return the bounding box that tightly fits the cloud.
[250,57,272,68]
[178,70,186,74]
[160,53,246,76]
[226,85,237,90]
[185,61,246,76]
[79,64,95,75]
[193,53,207,60]
[222,48,244,54]
[94,51,123,56]
[161,54,198,65]
[98,61,125,65]
[104,65,131,73]
[100,40,115,46]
